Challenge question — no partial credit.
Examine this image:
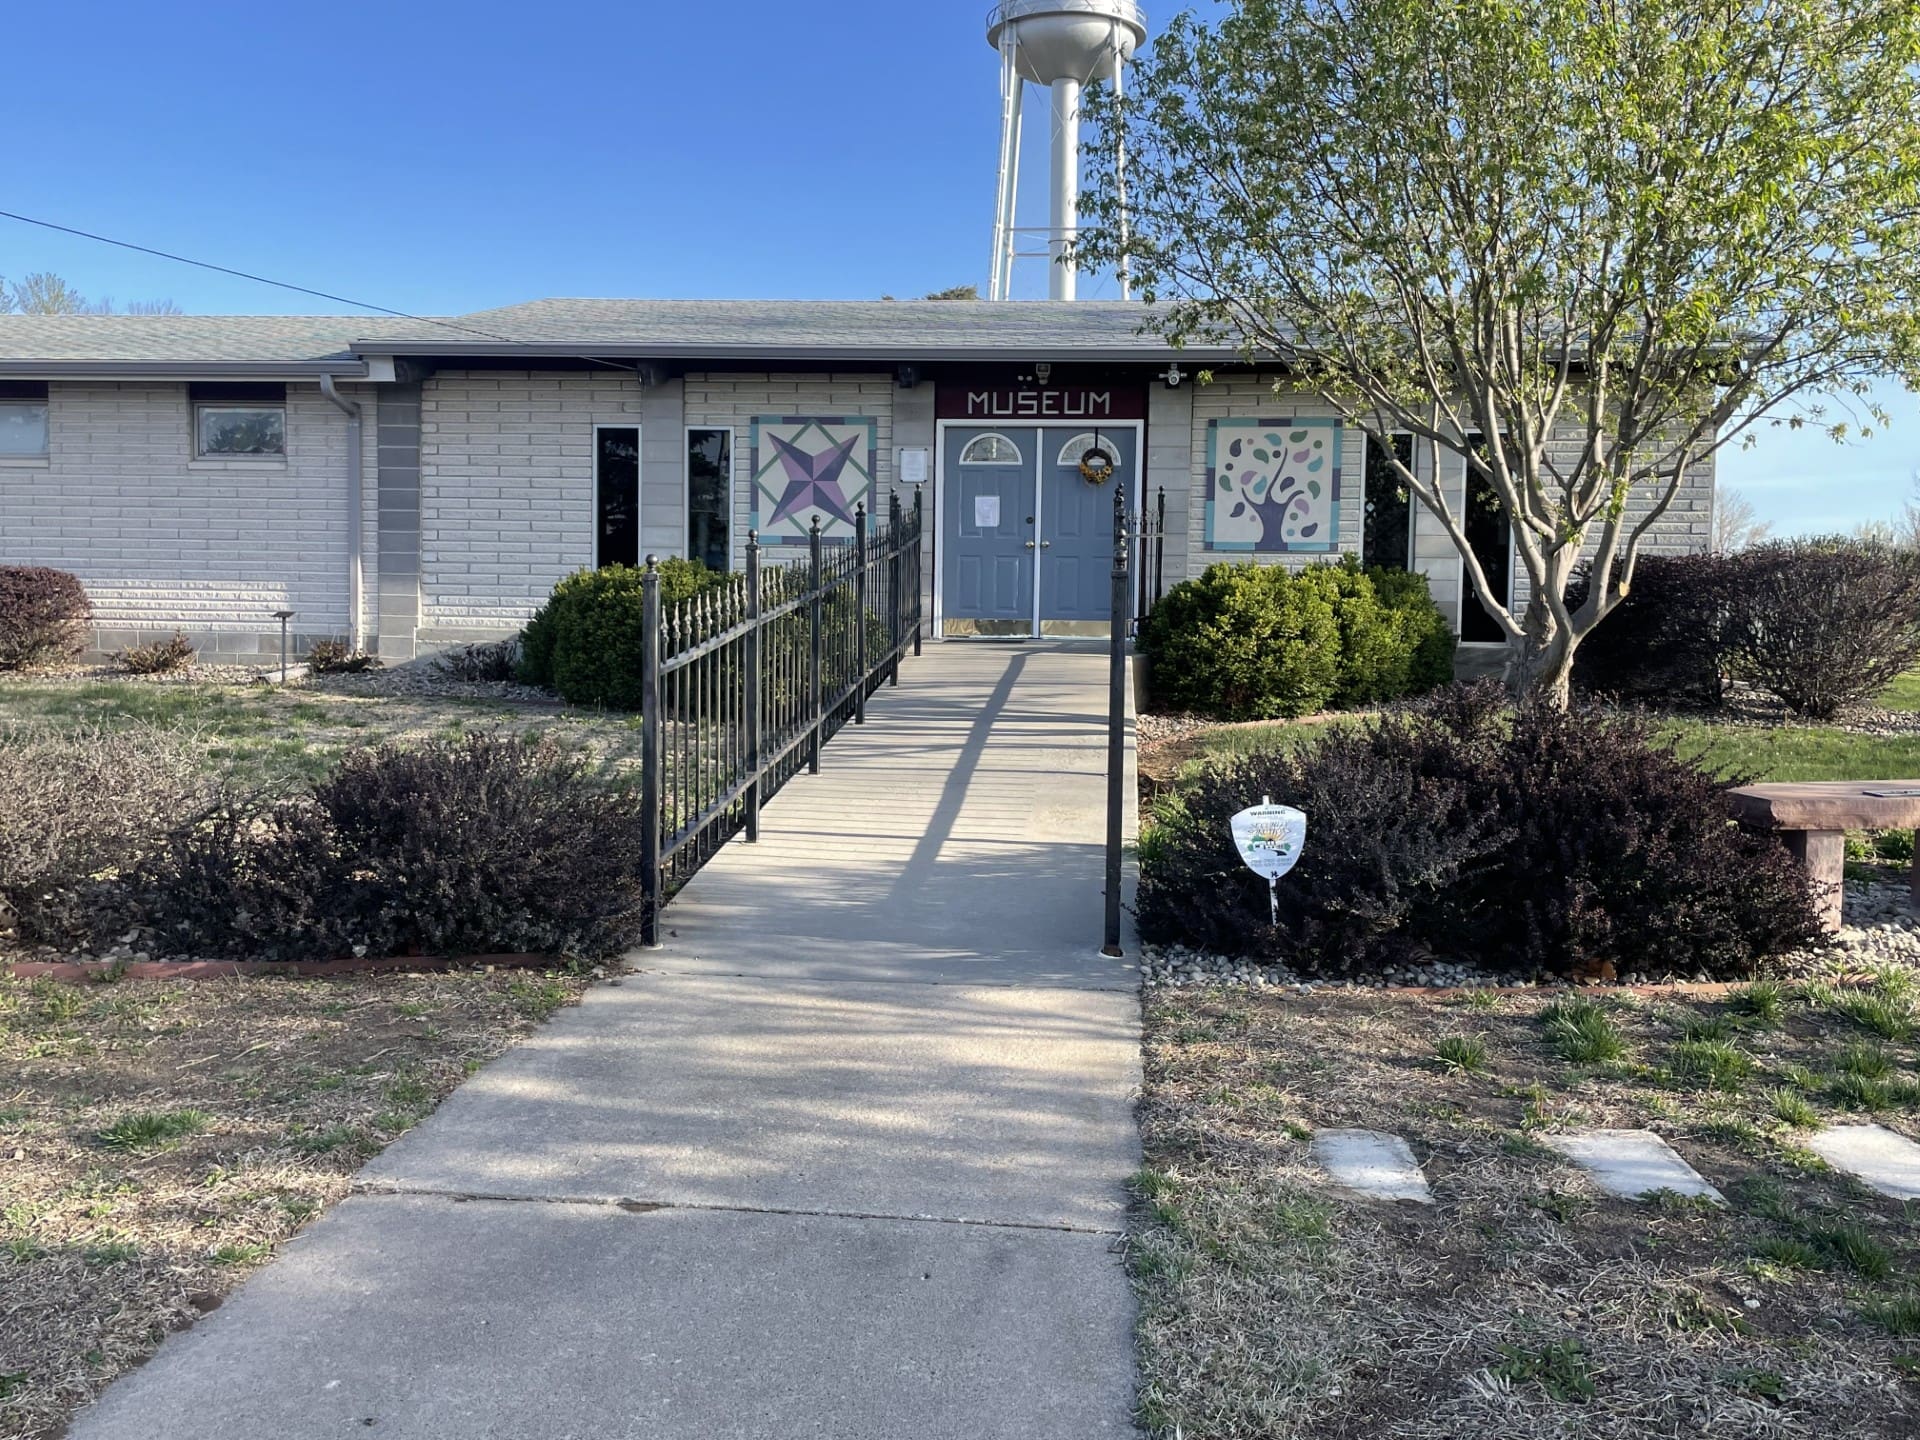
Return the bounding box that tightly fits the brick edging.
[6,953,560,984]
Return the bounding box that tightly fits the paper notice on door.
[974,495,1001,528]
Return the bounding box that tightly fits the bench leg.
[1784,828,1846,933]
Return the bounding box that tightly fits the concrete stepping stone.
[1311,1128,1433,1204]
[1544,1129,1725,1204]
[1807,1124,1920,1201]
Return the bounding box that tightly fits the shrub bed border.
[6,951,565,985]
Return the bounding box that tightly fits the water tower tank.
[986,0,1148,301]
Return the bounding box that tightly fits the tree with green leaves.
[1078,0,1920,703]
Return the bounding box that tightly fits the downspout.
[318,374,365,653]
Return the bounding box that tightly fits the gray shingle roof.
[0,315,431,376]
[0,299,1246,373]
[368,298,1222,361]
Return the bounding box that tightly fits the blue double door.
[941,425,1137,635]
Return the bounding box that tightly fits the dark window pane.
[688,428,731,572]
[596,427,640,569]
[1461,433,1512,642]
[198,405,285,456]
[1361,433,1414,570]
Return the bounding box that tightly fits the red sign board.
[935,381,1147,421]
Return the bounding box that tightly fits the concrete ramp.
[67,642,1144,1440]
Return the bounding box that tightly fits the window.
[959,432,1022,465]
[1361,433,1415,570]
[0,381,48,458]
[1055,432,1103,467]
[190,382,285,457]
[595,426,640,569]
[1461,433,1514,643]
[687,428,731,571]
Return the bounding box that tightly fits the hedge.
[1572,538,1920,719]
[1141,558,1453,719]
[0,565,92,670]
[518,559,724,706]
[1136,683,1821,980]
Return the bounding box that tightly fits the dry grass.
[1133,984,1920,1439]
[0,677,646,788]
[0,968,591,1440]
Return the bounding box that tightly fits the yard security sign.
[1230,797,1306,927]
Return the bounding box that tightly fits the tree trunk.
[1505,593,1576,709]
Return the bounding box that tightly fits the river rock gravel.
[1139,875,1920,991]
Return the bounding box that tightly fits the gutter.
[0,359,371,380]
[318,375,365,654]
[349,340,1254,366]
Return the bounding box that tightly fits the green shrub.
[0,565,92,670]
[1142,562,1340,718]
[519,559,722,705]
[1368,566,1456,692]
[1142,558,1451,719]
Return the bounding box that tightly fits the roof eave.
[0,358,370,381]
[351,340,1255,365]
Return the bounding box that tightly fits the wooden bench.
[1726,781,1920,932]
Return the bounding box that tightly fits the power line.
[0,207,638,372]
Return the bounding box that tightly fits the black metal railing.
[637,491,924,943]
[1132,484,1168,632]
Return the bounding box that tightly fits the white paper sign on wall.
[899,446,931,485]
[1230,797,1306,925]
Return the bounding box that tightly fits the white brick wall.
[1182,374,1714,636]
[683,372,896,569]
[418,370,647,634]
[0,380,377,650]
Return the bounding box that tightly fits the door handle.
[1024,540,1036,549]
[1039,540,1053,549]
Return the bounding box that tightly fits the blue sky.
[2,0,1911,533]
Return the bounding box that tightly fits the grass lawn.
[1134,979,1920,1439]
[0,968,592,1439]
[0,677,647,787]
[1145,674,1920,788]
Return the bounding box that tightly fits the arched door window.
[959,432,1023,465]
[1055,432,1108,468]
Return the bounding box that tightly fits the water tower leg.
[1049,75,1081,301]
[990,37,1021,301]
[1001,78,1025,299]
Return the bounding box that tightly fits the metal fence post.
[853,500,869,723]
[639,556,664,948]
[744,530,762,843]
[887,490,903,686]
[911,487,924,657]
[808,514,824,774]
[1104,490,1129,957]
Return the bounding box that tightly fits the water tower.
[986,0,1147,302]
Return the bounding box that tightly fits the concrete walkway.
[68,642,1143,1440]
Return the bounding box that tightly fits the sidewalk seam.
[623,966,1142,992]
[350,1181,1128,1237]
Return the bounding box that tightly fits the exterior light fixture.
[271,609,295,683]
[1034,362,1053,385]
[1161,363,1186,389]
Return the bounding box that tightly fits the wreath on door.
[1078,442,1117,485]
